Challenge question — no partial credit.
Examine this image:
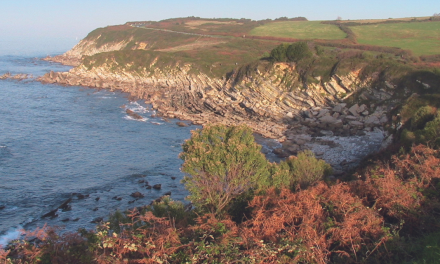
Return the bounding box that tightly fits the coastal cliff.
[39,55,390,141]
[40,25,426,171]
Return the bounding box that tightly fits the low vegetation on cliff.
[2,121,440,263]
[70,15,440,81]
[13,14,440,263]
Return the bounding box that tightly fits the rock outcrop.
[39,38,404,174]
[38,60,389,142]
[0,72,33,81]
[43,36,133,66]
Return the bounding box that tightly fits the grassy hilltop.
[78,15,440,81]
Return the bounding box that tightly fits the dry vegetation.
[2,145,440,263]
[2,16,440,264]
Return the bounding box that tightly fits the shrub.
[288,150,333,189]
[286,42,312,62]
[5,225,93,264]
[270,43,288,62]
[180,124,271,216]
[410,105,436,130]
[270,42,312,63]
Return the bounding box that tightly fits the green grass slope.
[249,21,347,40]
[350,21,440,56]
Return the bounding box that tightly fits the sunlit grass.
[350,21,440,56]
[249,21,346,40]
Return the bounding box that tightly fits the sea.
[0,39,280,247]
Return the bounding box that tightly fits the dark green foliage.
[415,110,440,147]
[273,150,333,190]
[107,197,195,234]
[270,43,288,62]
[411,105,436,130]
[289,150,333,188]
[180,124,271,215]
[401,108,440,148]
[270,42,312,63]
[147,196,196,226]
[286,42,313,62]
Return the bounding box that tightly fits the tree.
[286,42,312,62]
[180,124,271,216]
[270,42,312,63]
[270,43,288,62]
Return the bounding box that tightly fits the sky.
[0,0,439,55]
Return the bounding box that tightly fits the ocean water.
[0,55,196,245]
[0,49,281,247]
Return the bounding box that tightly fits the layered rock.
[38,60,383,142]
[43,36,133,66]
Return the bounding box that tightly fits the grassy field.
[338,16,432,24]
[350,21,440,56]
[84,17,440,78]
[249,21,346,40]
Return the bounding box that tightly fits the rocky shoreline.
[0,72,33,81]
[38,55,393,174]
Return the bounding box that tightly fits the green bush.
[268,150,333,190]
[270,42,312,63]
[287,150,333,189]
[180,124,271,216]
[286,42,312,62]
[401,129,416,146]
[416,110,440,147]
[270,43,289,62]
[411,105,436,130]
[401,106,440,148]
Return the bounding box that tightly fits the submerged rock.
[90,217,103,223]
[126,109,143,120]
[130,192,144,198]
[176,121,189,127]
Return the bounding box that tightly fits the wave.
[123,116,148,122]
[127,101,148,114]
[151,122,163,125]
[0,225,22,248]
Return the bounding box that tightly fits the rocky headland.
[37,35,401,173]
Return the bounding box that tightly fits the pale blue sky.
[0,0,439,55]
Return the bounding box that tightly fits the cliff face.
[64,36,132,60]
[44,36,132,66]
[39,57,390,143]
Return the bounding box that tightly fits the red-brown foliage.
[240,184,387,263]
[352,145,440,233]
[5,224,90,264]
[4,145,440,263]
[93,210,182,264]
[0,248,10,263]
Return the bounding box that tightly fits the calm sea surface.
[0,54,198,245]
[0,52,280,246]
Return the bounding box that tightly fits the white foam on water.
[151,122,162,125]
[0,226,22,248]
[127,102,148,113]
[123,116,148,122]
